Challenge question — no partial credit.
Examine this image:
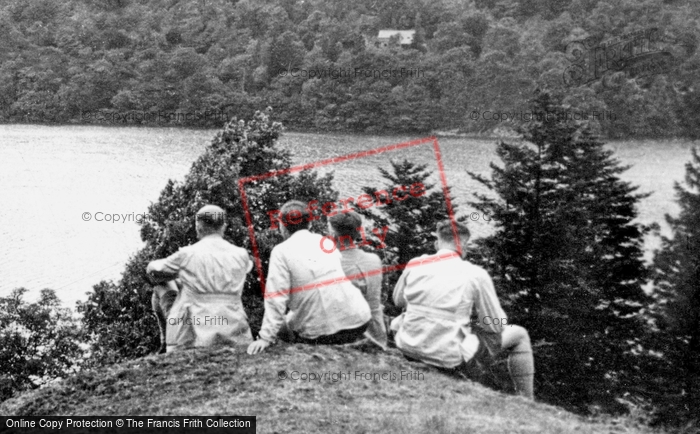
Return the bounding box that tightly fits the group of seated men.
[147,201,535,399]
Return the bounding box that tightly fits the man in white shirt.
[247,200,371,355]
[392,219,535,398]
[147,205,254,353]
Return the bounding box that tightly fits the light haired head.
[279,200,311,236]
[196,205,226,238]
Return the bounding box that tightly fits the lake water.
[0,124,696,307]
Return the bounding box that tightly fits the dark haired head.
[329,211,363,239]
[435,219,470,245]
[280,200,311,235]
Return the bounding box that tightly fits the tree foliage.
[358,159,464,315]
[0,288,84,401]
[0,0,698,138]
[468,91,652,414]
[77,109,337,364]
[649,148,700,425]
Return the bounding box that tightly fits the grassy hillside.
[0,343,656,434]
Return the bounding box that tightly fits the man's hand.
[247,338,272,355]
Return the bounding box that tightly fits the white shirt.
[149,234,252,296]
[392,249,507,368]
[259,230,371,342]
[148,234,253,351]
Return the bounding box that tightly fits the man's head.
[328,211,362,249]
[195,205,227,238]
[328,211,362,238]
[279,200,311,239]
[435,219,470,257]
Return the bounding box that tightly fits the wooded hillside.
[1,0,698,138]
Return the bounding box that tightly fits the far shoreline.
[2,121,698,144]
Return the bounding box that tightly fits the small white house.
[377,30,416,47]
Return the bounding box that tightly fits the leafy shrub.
[78,108,337,364]
[0,288,84,401]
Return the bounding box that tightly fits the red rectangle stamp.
[237,136,462,298]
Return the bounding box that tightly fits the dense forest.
[1,0,699,138]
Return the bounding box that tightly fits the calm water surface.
[0,124,695,306]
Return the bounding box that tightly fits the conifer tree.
[358,160,463,315]
[78,109,337,363]
[650,148,700,423]
[468,91,652,413]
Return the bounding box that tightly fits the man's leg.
[501,325,535,399]
[151,280,179,354]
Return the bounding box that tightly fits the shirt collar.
[436,248,461,259]
[199,233,223,242]
[340,245,361,256]
[288,229,311,240]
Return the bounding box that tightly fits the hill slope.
[0,343,654,434]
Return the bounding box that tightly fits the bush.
[78,108,337,364]
[0,288,84,401]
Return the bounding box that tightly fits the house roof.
[377,30,416,44]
